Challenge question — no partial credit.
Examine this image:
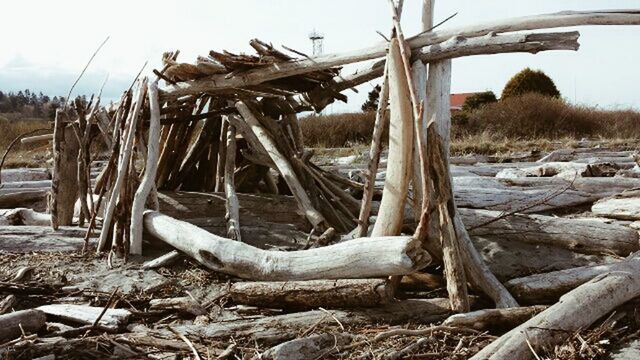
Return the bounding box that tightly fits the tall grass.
[0,115,50,155]
[299,112,384,148]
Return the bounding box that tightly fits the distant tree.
[501,68,560,100]
[361,85,381,112]
[462,91,497,112]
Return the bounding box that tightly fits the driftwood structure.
[2,2,640,359]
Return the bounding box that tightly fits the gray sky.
[1,0,639,112]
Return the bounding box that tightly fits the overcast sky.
[1,0,639,112]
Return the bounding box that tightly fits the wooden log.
[236,101,325,229]
[439,204,470,312]
[0,225,86,252]
[0,180,50,189]
[51,111,79,229]
[214,119,228,192]
[149,297,206,316]
[0,295,16,315]
[0,208,50,226]
[143,211,431,280]
[504,260,634,304]
[471,257,640,360]
[38,304,131,331]
[97,78,147,253]
[592,193,640,220]
[460,208,638,256]
[230,279,393,309]
[0,189,48,210]
[20,133,53,144]
[128,298,451,342]
[454,187,595,213]
[161,10,640,98]
[130,80,161,255]
[224,123,241,241]
[0,168,50,183]
[0,309,46,341]
[443,305,548,332]
[371,38,413,237]
[261,333,355,360]
[141,250,181,270]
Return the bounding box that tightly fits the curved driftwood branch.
[143,211,431,281]
[130,80,161,255]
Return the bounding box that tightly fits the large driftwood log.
[0,190,48,211]
[161,10,640,98]
[371,38,413,237]
[592,191,640,220]
[443,306,548,332]
[460,208,638,256]
[127,298,451,342]
[471,257,640,360]
[0,208,50,226]
[235,101,325,229]
[230,279,393,309]
[1,169,50,183]
[0,309,46,341]
[143,211,431,280]
[51,113,79,228]
[0,226,86,252]
[38,304,131,331]
[261,333,355,360]
[130,80,162,255]
[504,259,634,304]
[454,187,595,213]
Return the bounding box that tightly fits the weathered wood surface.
[472,257,640,360]
[0,208,51,226]
[1,168,50,183]
[38,304,131,331]
[230,279,394,309]
[161,10,640,98]
[0,180,51,189]
[224,123,241,241]
[454,186,595,212]
[0,190,49,211]
[149,297,206,316]
[592,192,640,220]
[141,250,181,270]
[372,38,413,237]
[144,211,431,280]
[460,208,638,256]
[504,259,633,304]
[0,226,87,252]
[443,305,548,332]
[261,333,355,360]
[51,123,79,228]
[0,309,46,341]
[128,298,451,341]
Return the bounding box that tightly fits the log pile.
[1,2,640,359]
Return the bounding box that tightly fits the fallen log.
[261,333,355,360]
[443,305,548,332]
[0,295,16,315]
[0,168,50,183]
[504,259,634,304]
[19,133,53,144]
[141,250,181,270]
[0,208,50,226]
[149,297,206,316]
[460,208,638,256]
[0,309,46,342]
[0,189,48,211]
[0,180,51,189]
[592,192,640,220]
[38,304,131,331]
[0,226,86,252]
[129,298,451,342]
[454,187,595,213]
[143,211,431,280]
[230,279,394,309]
[471,256,640,360]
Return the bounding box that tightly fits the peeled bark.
[143,211,431,281]
[230,279,394,309]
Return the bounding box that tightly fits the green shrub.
[462,91,497,112]
[501,68,560,100]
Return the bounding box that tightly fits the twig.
[168,326,202,360]
[410,12,459,38]
[92,287,119,327]
[319,307,345,331]
[66,36,110,104]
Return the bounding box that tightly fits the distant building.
[450,93,480,112]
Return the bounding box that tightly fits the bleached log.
[371,38,413,237]
[161,10,640,98]
[143,211,431,281]
[51,114,79,228]
[20,133,53,144]
[261,333,355,360]
[97,78,147,253]
[454,187,594,212]
[130,80,161,255]
[471,257,640,360]
[504,259,634,304]
[0,168,50,183]
[443,305,548,332]
[0,225,86,252]
[592,192,640,220]
[0,180,51,189]
[38,304,131,331]
[439,204,470,312]
[149,297,206,316]
[0,208,50,226]
[230,279,394,309]
[0,295,16,315]
[460,208,638,256]
[224,123,241,241]
[142,250,181,270]
[0,189,48,210]
[129,298,451,341]
[236,101,325,229]
[0,309,46,341]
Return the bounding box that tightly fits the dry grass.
[300,112,383,148]
[0,115,51,168]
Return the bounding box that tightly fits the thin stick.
[66,36,110,104]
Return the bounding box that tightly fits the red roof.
[450,93,478,110]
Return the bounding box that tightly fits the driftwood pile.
[2,2,640,359]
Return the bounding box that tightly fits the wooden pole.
[224,121,241,241]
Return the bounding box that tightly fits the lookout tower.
[308,30,324,56]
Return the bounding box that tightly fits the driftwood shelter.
[2,2,640,358]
